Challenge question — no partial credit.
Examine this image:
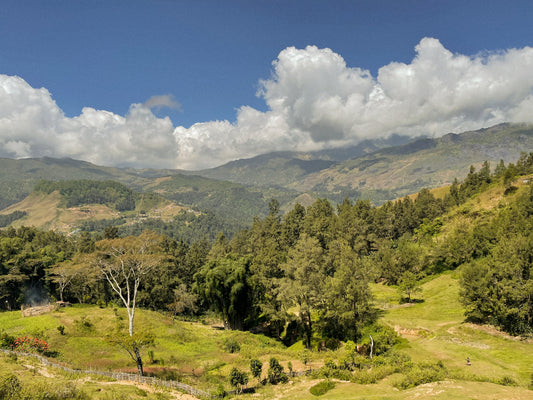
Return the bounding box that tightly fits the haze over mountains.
[0,122,532,234]
[191,123,533,202]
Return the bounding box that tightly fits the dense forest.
[1,153,533,349]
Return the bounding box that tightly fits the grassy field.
[1,273,532,399]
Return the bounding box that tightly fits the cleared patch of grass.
[373,273,533,387]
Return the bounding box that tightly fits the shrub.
[360,324,402,357]
[267,357,288,384]
[21,381,89,400]
[74,316,93,332]
[229,368,248,393]
[351,365,396,384]
[309,380,335,396]
[222,337,240,353]
[57,325,65,335]
[214,384,227,398]
[250,358,263,380]
[146,368,181,381]
[0,331,15,349]
[394,361,447,389]
[12,336,49,353]
[312,367,352,381]
[0,373,22,399]
[324,358,337,370]
[496,375,517,386]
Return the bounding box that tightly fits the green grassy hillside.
[1,271,532,399]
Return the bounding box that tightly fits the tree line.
[1,153,533,344]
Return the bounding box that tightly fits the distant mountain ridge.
[0,123,532,230]
[193,123,533,204]
[192,135,413,187]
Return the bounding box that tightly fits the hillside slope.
[195,123,533,204]
[0,158,299,226]
[0,181,187,235]
[296,123,533,203]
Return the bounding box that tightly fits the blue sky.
[1,1,533,169]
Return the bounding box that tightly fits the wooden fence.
[0,349,211,398]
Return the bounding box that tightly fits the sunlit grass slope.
[1,273,532,399]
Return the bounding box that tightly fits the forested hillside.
[0,158,299,227]
[1,153,532,338]
[2,124,533,229]
[0,179,248,242]
[1,153,533,398]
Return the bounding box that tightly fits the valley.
[0,124,533,399]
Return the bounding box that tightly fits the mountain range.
[1,122,532,236]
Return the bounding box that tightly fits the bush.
[145,368,181,381]
[496,375,517,386]
[309,380,335,396]
[0,331,15,349]
[312,367,352,381]
[12,336,49,353]
[214,384,227,398]
[74,316,93,332]
[229,368,248,393]
[267,357,288,384]
[30,381,89,400]
[394,361,447,389]
[351,365,396,384]
[222,337,240,353]
[360,324,402,356]
[0,373,22,399]
[250,358,263,380]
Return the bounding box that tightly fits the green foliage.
[0,373,87,400]
[0,373,22,400]
[360,324,402,357]
[278,234,325,348]
[222,337,241,353]
[228,367,248,393]
[320,240,376,341]
[74,316,94,333]
[13,336,49,353]
[394,361,448,389]
[350,365,397,384]
[0,211,27,228]
[35,179,137,211]
[267,357,288,385]
[309,380,335,396]
[397,270,423,303]
[496,375,518,386]
[312,366,353,381]
[249,358,263,380]
[0,331,16,349]
[156,173,295,226]
[459,185,533,335]
[195,256,255,330]
[214,384,227,398]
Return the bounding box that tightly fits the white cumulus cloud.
[1,37,533,170]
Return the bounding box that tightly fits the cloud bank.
[1,38,533,170]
